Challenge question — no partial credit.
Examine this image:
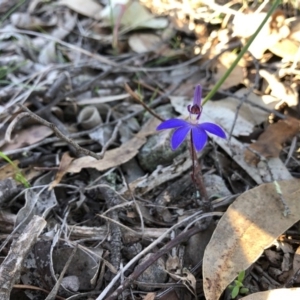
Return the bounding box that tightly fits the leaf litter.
[203,179,300,300]
[0,1,300,300]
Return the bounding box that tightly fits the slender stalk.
[189,133,211,212]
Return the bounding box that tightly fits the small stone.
[61,275,80,292]
[136,253,167,291]
[204,174,232,198]
[269,267,282,280]
[138,129,186,172]
[138,104,185,171]
[264,249,282,267]
[0,178,18,206]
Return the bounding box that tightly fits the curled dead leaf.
[269,38,300,61]
[67,135,147,173]
[233,9,290,59]
[1,125,53,152]
[259,69,298,107]
[66,117,159,174]
[203,179,300,300]
[59,0,103,20]
[144,293,156,300]
[10,12,57,30]
[244,117,299,165]
[49,152,74,190]
[128,33,162,53]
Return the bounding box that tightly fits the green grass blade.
[203,0,281,105]
[0,151,30,188]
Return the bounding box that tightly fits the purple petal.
[191,127,207,151]
[171,125,191,150]
[193,85,202,106]
[156,119,189,130]
[199,122,226,138]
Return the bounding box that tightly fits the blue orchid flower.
[156,85,226,151]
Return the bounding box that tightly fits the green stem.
[0,0,25,24]
[202,0,280,105]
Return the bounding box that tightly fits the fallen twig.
[0,216,46,299]
[124,83,164,122]
[96,211,223,300]
[98,120,122,159]
[12,106,102,160]
[3,82,182,157]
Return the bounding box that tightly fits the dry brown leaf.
[76,94,129,105]
[67,136,146,173]
[143,293,156,300]
[166,268,197,297]
[66,117,159,174]
[182,268,197,297]
[240,288,300,300]
[0,160,41,183]
[0,160,18,180]
[233,10,290,59]
[128,33,162,53]
[289,17,300,42]
[269,38,299,61]
[59,0,102,20]
[244,117,299,165]
[100,1,168,30]
[49,152,74,190]
[233,12,268,39]
[166,256,180,273]
[203,179,300,300]
[1,125,53,151]
[259,69,298,107]
[10,12,57,29]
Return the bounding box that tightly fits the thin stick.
[45,245,78,300]
[97,211,223,300]
[228,52,261,141]
[98,120,122,159]
[133,80,165,96]
[124,83,164,122]
[4,81,182,156]
[13,285,65,300]
[18,105,101,160]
